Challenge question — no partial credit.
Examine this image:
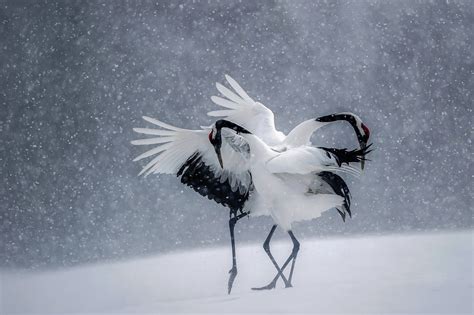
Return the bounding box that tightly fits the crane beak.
[216,147,224,168]
[210,130,224,168]
[359,123,370,170]
[358,137,369,170]
[360,143,367,170]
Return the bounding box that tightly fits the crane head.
[209,120,251,168]
[316,113,371,169]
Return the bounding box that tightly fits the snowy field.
[2,230,472,314]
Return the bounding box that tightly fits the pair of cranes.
[132,75,372,294]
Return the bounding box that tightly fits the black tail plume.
[318,171,352,222]
[319,143,373,167]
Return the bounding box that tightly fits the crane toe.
[227,267,238,294]
[251,279,277,291]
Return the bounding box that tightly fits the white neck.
[243,134,276,163]
[283,119,328,148]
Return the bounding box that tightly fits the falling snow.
[0,1,472,272]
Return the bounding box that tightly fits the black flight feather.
[177,152,251,215]
[318,171,352,222]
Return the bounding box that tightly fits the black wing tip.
[344,200,352,218]
[319,172,352,223]
[337,208,346,222]
[320,143,374,166]
[177,152,251,212]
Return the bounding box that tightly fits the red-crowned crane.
[131,75,371,293]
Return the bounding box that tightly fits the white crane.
[209,119,371,290]
[131,75,371,293]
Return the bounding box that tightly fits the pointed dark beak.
[359,124,370,170]
[357,134,370,170]
[215,147,224,168]
[210,129,224,168]
[360,142,367,170]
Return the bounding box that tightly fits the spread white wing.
[208,75,285,145]
[132,116,253,211]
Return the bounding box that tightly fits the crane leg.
[252,225,291,290]
[285,230,300,286]
[253,230,300,289]
[227,211,248,294]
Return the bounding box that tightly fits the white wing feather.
[265,147,332,174]
[209,75,284,145]
[224,74,254,103]
[265,146,360,176]
[131,117,252,192]
[130,137,174,145]
[210,96,239,109]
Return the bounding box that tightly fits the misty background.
[0,0,472,270]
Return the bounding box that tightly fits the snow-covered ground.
[1,230,472,314]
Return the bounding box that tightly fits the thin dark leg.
[286,231,300,286]
[227,211,248,294]
[252,225,290,290]
[260,230,300,289]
